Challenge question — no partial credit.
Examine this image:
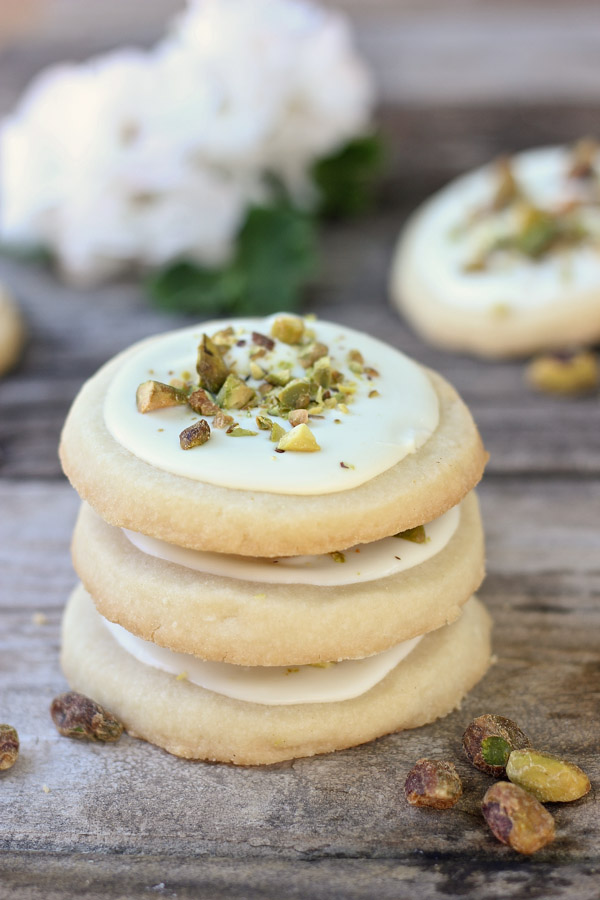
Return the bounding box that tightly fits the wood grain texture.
[1,477,599,897]
[2,0,600,108]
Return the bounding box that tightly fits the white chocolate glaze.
[123,503,460,586]
[103,315,439,495]
[102,612,422,705]
[410,146,600,313]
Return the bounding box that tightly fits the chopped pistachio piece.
[288,409,309,427]
[330,551,345,563]
[252,331,275,351]
[278,378,311,410]
[299,341,328,368]
[196,334,229,393]
[515,205,563,258]
[526,350,599,395]
[368,389,380,398]
[256,415,274,431]
[491,156,520,211]
[265,368,292,387]
[179,419,211,449]
[227,427,258,437]
[136,380,187,413]
[271,314,304,345]
[210,326,235,353]
[213,411,235,429]
[249,361,265,381]
[463,254,487,273]
[348,349,364,365]
[568,137,598,179]
[277,423,321,452]
[394,524,426,544]
[311,356,332,388]
[188,388,220,415]
[216,373,256,409]
[270,422,286,442]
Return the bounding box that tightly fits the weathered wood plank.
[1,14,599,894]
[2,0,600,110]
[2,852,600,900]
[0,478,598,878]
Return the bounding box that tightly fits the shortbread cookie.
[62,584,492,765]
[391,143,600,358]
[72,491,485,665]
[0,283,25,375]
[60,315,487,557]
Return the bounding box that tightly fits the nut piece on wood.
[179,419,211,450]
[526,350,599,396]
[50,692,123,742]
[506,749,591,803]
[482,782,555,855]
[404,758,463,809]
[0,724,19,770]
[463,714,531,777]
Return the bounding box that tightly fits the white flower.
[0,0,374,285]
[168,0,374,199]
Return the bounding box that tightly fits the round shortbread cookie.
[60,353,487,558]
[391,146,600,358]
[72,491,485,665]
[0,284,25,375]
[62,584,492,765]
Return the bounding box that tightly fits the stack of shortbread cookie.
[59,314,491,765]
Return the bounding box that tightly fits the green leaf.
[147,204,318,317]
[146,261,240,316]
[0,240,53,265]
[312,133,384,218]
[233,205,317,315]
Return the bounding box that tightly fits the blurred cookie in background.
[0,283,26,376]
[390,140,600,359]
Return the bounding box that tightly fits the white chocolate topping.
[102,613,422,705]
[103,315,439,495]
[123,503,460,586]
[410,146,600,313]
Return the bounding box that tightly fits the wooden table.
[1,6,599,897]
